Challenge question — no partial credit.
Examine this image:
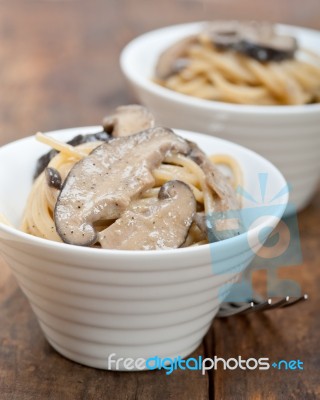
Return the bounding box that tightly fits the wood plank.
[0,0,319,399]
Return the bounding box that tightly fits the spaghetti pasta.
[21,132,242,248]
[155,24,320,106]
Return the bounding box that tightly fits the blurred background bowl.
[0,127,287,370]
[121,21,320,213]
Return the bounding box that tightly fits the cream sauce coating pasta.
[21,134,242,248]
[155,33,320,106]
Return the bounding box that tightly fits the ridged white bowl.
[121,22,320,213]
[0,128,288,370]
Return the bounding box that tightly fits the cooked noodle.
[20,135,242,247]
[156,34,320,105]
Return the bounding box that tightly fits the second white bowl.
[121,22,320,213]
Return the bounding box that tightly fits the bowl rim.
[0,127,288,260]
[120,21,320,115]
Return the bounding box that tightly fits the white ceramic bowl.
[121,22,320,213]
[0,127,288,370]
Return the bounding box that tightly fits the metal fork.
[217,294,308,318]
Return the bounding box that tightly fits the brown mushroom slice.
[54,127,190,246]
[204,21,297,62]
[45,167,62,190]
[155,35,198,80]
[236,23,297,62]
[204,21,241,49]
[238,28,297,62]
[188,142,239,210]
[194,211,207,236]
[188,142,243,241]
[99,181,196,250]
[102,105,155,137]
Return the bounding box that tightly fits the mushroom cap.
[205,21,298,62]
[54,127,190,246]
[102,105,155,137]
[45,167,62,190]
[188,141,244,241]
[99,180,196,250]
[204,20,241,49]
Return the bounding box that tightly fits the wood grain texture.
[0,1,319,399]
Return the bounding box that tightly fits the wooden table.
[0,1,319,399]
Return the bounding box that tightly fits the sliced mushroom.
[34,131,110,179]
[205,21,297,62]
[45,167,62,190]
[194,212,207,236]
[54,127,190,246]
[204,21,241,49]
[102,105,155,137]
[99,180,196,250]
[238,35,297,62]
[155,35,198,80]
[188,142,239,210]
[236,22,297,62]
[188,142,243,241]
